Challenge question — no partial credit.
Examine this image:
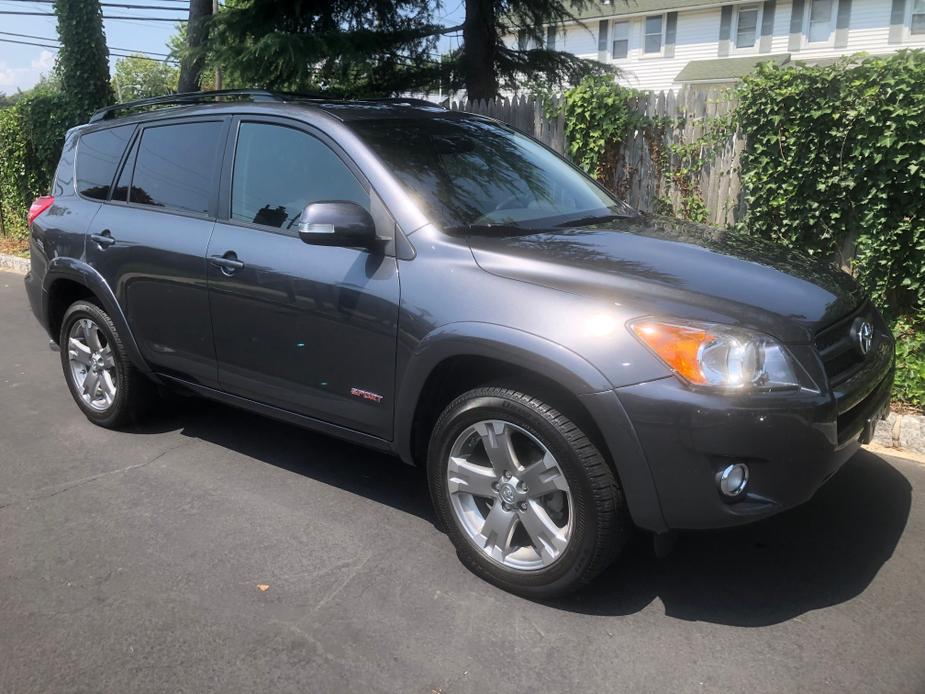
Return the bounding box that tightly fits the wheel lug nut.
[518,482,527,492]
[502,502,511,512]
[519,502,527,511]
[491,481,499,490]
[503,471,512,479]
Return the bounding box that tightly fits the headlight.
[629,319,803,392]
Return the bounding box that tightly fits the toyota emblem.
[852,319,874,356]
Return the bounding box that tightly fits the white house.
[508,0,925,91]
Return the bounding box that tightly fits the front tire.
[428,387,628,599]
[59,300,151,428]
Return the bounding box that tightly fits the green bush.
[735,51,925,325]
[0,84,73,239]
[893,322,925,410]
[562,75,643,180]
[735,51,925,411]
[0,106,43,239]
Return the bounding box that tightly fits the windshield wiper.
[555,213,626,228]
[446,223,532,236]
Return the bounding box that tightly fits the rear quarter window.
[52,133,77,197]
[76,125,135,200]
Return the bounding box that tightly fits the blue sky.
[0,1,464,96]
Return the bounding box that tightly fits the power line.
[0,36,179,63]
[0,30,172,57]
[0,10,186,20]
[2,0,191,9]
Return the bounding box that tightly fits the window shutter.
[888,0,907,43]
[834,0,852,47]
[598,19,609,61]
[789,0,806,50]
[759,0,777,52]
[719,5,733,56]
[664,12,678,57]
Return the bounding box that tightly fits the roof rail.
[88,89,448,123]
[88,89,285,123]
[367,97,446,109]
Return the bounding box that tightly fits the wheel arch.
[44,258,153,375]
[394,322,669,533]
[395,323,611,463]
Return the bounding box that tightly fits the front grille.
[814,303,871,387]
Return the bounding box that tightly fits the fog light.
[718,463,749,497]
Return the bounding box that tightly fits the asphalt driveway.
[0,270,922,693]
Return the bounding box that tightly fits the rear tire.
[428,386,628,599]
[59,300,153,428]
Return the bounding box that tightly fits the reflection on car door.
[206,119,400,439]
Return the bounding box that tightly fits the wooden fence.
[448,88,745,228]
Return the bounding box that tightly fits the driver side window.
[231,122,368,232]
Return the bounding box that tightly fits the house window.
[807,0,835,43]
[912,0,925,35]
[644,15,664,54]
[517,29,528,51]
[546,25,557,50]
[598,20,609,51]
[612,21,630,58]
[735,5,761,48]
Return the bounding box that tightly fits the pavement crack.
[1,440,195,511]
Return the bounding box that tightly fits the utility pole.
[177,0,211,92]
[212,0,222,90]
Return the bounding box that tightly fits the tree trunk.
[178,0,213,93]
[462,0,498,100]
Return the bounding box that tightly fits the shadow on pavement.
[554,450,912,626]
[159,396,436,524]
[143,397,911,627]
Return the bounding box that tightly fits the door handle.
[90,230,115,249]
[209,253,245,272]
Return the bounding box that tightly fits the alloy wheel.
[67,318,117,411]
[446,419,573,571]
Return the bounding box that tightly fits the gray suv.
[25,90,894,598]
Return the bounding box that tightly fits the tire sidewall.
[59,301,130,428]
[428,392,606,597]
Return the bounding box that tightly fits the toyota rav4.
[24,90,894,598]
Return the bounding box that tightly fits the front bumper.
[613,346,893,531]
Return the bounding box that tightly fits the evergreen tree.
[207,0,607,99]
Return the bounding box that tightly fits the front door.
[206,119,400,439]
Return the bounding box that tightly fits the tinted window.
[76,125,134,200]
[349,117,627,231]
[52,133,77,197]
[112,137,138,202]
[130,121,222,213]
[231,123,367,230]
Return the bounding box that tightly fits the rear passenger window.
[231,122,367,230]
[76,125,134,200]
[130,121,223,214]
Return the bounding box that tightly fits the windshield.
[348,115,632,232]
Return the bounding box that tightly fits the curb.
[873,412,925,456]
[0,253,29,275]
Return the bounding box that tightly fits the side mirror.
[298,201,376,247]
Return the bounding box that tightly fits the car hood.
[467,214,864,343]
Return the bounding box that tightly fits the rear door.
[84,117,229,387]
[206,117,400,439]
